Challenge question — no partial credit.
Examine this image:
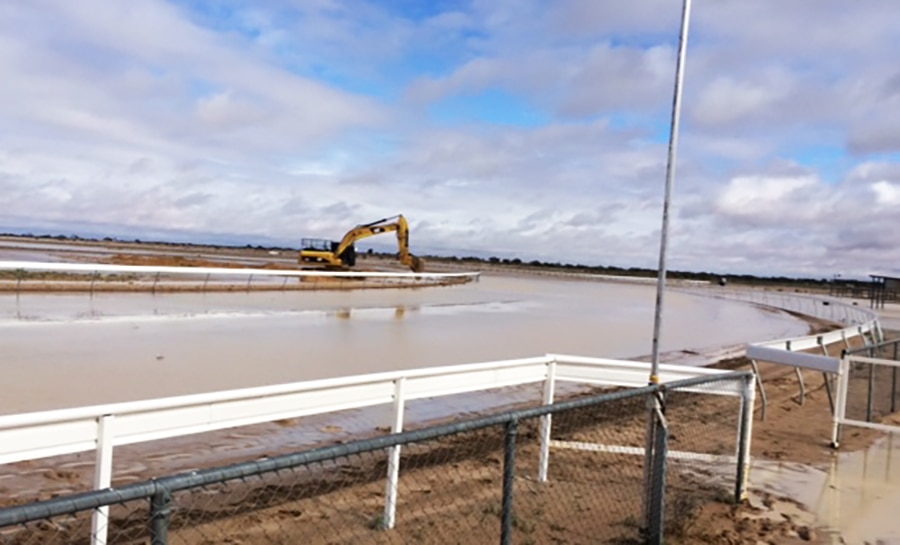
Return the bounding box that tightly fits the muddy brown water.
[751,434,900,544]
[0,275,807,414]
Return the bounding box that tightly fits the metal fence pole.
[150,488,172,545]
[892,342,900,413]
[642,394,659,531]
[867,346,875,422]
[749,359,768,420]
[820,339,836,415]
[735,374,756,502]
[646,406,669,545]
[501,419,519,545]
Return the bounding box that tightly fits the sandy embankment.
[0,253,474,293]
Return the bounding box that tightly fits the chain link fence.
[842,339,900,424]
[0,372,752,545]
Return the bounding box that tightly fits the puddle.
[750,434,900,544]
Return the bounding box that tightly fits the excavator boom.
[299,215,424,272]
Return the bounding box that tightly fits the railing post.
[893,343,899,413]
[501,419,519,545]
[538,358,557,482]
[749,359,768,421]
[735,374,755,503]
[867,361,875,423]
[820,338,836,415]
[383,377,406,530]
[91,415,115,545]
[831,357,850,448]
[150,487,172,545]
[646,404,668,545]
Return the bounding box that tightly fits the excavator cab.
[300,238,356,267]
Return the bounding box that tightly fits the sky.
[1,0,899,278]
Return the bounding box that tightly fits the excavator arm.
[299,215,424,272]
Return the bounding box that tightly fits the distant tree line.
[1,231,834,287]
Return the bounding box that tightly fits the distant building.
[869,275,900,309]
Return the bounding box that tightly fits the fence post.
[538,358,557,482]
[893,343,899,413]
[734,374,756,503]
[749,359,768,421]
[91,415,115,545]
[819,338,836,415]
[501,419,518,545]
[646,404,668,545]
[150,487,172,545]
[383,377,406,530]
[831,357,850,448]
[867,344,875,422]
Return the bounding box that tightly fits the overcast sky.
[2,1,899,277]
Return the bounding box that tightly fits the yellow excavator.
[299,215,424,272]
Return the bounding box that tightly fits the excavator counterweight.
[299,215,424,272]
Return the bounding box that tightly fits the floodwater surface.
[751,434,900,544]
[0,276,806,414]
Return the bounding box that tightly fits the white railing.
[0,352,743,543]
[0,354,738,467]
[680,287,883,421]
[696,287,878,328]
[687,287,881,372]
[0,260,479,284]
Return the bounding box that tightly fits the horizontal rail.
[0,355,740,465]
[846,354,900,368]
[0,370,752,527]
[835,419,900,435]
[746,345,840,373]
[550,440,736,464]
[0,382,666,526]
[750,322,877,352]
[845,338,900,355]
[0,260,479,280]
[550,354,743,395]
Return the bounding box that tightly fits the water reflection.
[751,434,900,544]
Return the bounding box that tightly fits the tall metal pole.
[650,0,692,383]
[643,0,692,535]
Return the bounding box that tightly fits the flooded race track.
[0,275,807,414]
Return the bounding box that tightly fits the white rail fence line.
[687,288,900,461]
[0,260,481,287]
[0,354,744,544]
[682,287,883,420]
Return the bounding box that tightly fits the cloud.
[870,180,900,206]
[715,174,820,224]
[693,72,793,126]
